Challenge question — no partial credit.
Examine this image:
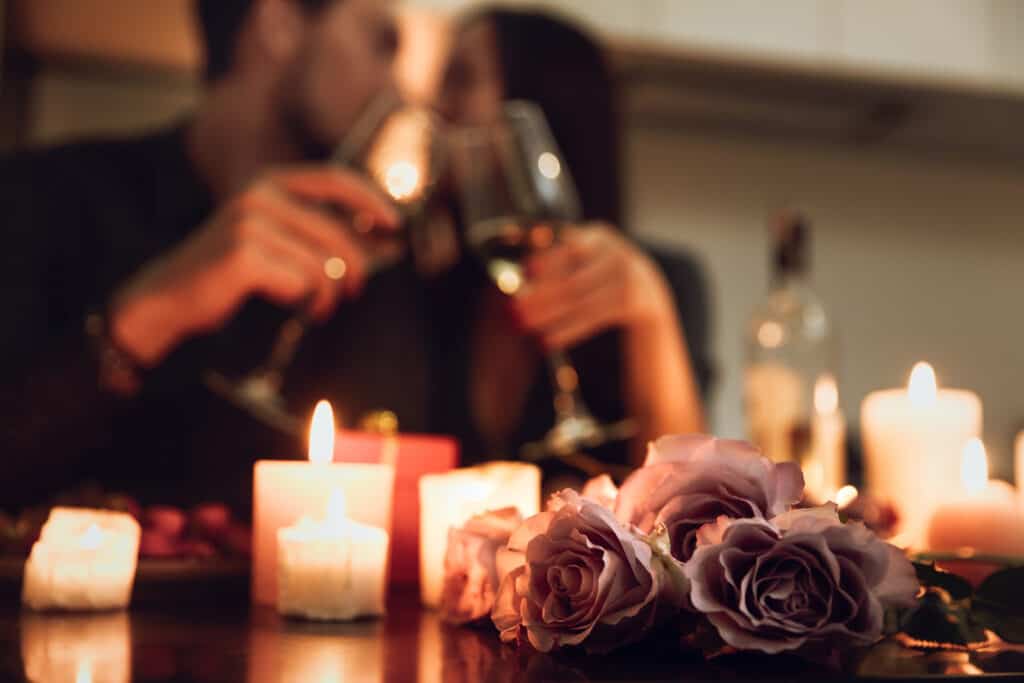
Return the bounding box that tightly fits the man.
[1,0,430,511]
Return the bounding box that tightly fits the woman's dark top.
[0,125,712,513]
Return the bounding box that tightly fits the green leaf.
[899,591,986,646]
[912,562,973,601]
[971,567,1024,644]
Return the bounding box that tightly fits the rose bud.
[145,506,187,538]
[190,503,231,541]
[140,529,182,558]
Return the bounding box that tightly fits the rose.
[440,508,523,625]
[685,506,919,654]
[614,435,804,563]
[492,490,686,653]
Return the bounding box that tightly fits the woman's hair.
[460,8,623,228]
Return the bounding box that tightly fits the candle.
[804,373,846,502]
[332,422,457,585]
[861,362,982,548]
[418,462,541,607]
[277,488,388,621]
[22,508,140,611]
[1015,430,1024,501]
[927,439,1024,584]
[253,401,395,606]
[21,612,131,683]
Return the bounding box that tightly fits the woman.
[430,8,711,477]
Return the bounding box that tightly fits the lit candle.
[861,362,982,548]
[804,373,846,502]
[22,508,140,611]
[277,487,388,621]
[21,612,131,683]
[1015,430,1024,503]
[418,462,540,607]
[332,422,458,585]
[252,401,395,606]
[927,439,1024,583]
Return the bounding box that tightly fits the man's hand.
[511,224,674,351]
[109,166,399,366]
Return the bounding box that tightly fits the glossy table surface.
[4,588,1024,682]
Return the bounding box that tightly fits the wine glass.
[204,91,445,435]
[449,101,634,470]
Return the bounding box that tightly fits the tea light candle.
[277,488,388,621]
[419,462,540,607]
[927,439,1024,583]
[22,508,140,611]
[861,362,982,548]
[252,401,395,606]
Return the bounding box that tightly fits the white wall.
[626,124,1024,475]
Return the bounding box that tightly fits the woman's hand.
[512,224,674,350]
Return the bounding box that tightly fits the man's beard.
[279,98,336,163]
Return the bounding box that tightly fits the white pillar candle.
[277,489,389,621]
[1015,431,1024,501]
[253,401,395,606]
[418,462,540,607]
[928,439,1024,583]
[21,612,131,683]
[861,362,982,549]
[22,508,140,611]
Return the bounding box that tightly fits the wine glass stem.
[547,350,590,420]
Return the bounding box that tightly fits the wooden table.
[4,589,1024,681]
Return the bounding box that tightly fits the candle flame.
[835,485,859,510]
[384,160,421,201]
[907,362,938,409]
[814,374,839,415]
[961,438,988,496]
[79,524,104,551]
[326,488,347,526]
[308,400,336,465]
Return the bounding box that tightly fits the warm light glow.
[308,400,336,465]
[961,438,988,496]
[757,321,784,349]
[537,152,561,179]
[835,485,859,509]
[384,160,421,201]
[907,362,938,409]
[326,488,347,526]
[78,524,104,551]
[814,374,839,415]
[74,659,92,683]
[491,261,523,295]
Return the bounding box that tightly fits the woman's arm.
[513,224,707,464]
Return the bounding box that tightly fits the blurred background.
[1,0,1021,472]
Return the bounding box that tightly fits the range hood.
[612,41,1024,165]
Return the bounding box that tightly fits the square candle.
[22,508,141,611]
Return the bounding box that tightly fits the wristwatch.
[85,311,144,396]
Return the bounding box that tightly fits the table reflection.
[247,611,384,683]
[20,611,131,683]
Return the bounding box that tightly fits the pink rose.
[492,490,686,653]
[685,506,919,654]
[614,435,804,563]
[441,508,523,625]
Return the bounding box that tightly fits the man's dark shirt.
[1,126,433,513]
[1,125,713,514]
